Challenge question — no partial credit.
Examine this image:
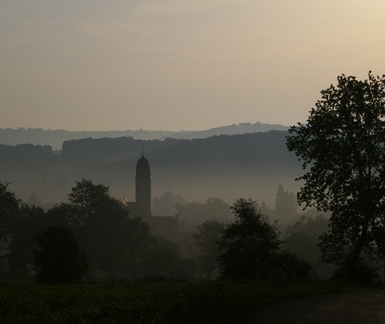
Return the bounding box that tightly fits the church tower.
[135,154,151,219]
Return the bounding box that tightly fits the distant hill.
[0,128,175,150]
[0,122,289,149]
[164,122,288,140]
[58,131,295,169]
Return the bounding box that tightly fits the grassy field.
[0,280,379,323]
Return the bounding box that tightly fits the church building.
[122,154,178,236]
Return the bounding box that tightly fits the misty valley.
[2,0,385,319]
[1,130,321,282]
[0,132,340,323]
[2,81,385,324]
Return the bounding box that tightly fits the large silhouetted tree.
[286,72,385,280]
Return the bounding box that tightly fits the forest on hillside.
[0,130,301,207]
[0,122,288,148]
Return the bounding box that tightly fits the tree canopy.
[192,220,224,279]
[8,204,47,276]
[0,182,20,240]
[286,72,385,280]
[55,178,156,278]
[217,198,312,280]
[217,199,282,280]
[34,225,89,285]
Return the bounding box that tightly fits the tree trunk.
[348,212,371,280]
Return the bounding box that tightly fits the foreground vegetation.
[0,280,379,324]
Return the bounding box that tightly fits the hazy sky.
[1,1,385,131]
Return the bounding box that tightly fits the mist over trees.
[192,221,224,279]
[274,184,299,225]
[0,130,301,211]
[283,215,331,277]
[0,179,188,283]
[275,185,296,214]
[175,198,233,231]
[6,76,385,285]
[0,176,328,284]
[153,191,186,216]
[48,179,159,280]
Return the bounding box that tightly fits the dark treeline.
[2,72,385,292]
[141,131,294,168]
[0,177,377,284]
[0,144,56,167]
[0,128,175,149]
[61,137,179,163]
[0,122,288,149]
[61,130,295,167]
[0,179,328,285]
[0,131,295,167]
[0,180,183,284]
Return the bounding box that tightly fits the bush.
[331,259,380,283]
[270,251,314,281]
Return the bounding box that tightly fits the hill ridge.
[0,122,289,148]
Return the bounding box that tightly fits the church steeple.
[135,154,151,219]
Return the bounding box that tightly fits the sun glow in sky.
[2,0,385,131]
